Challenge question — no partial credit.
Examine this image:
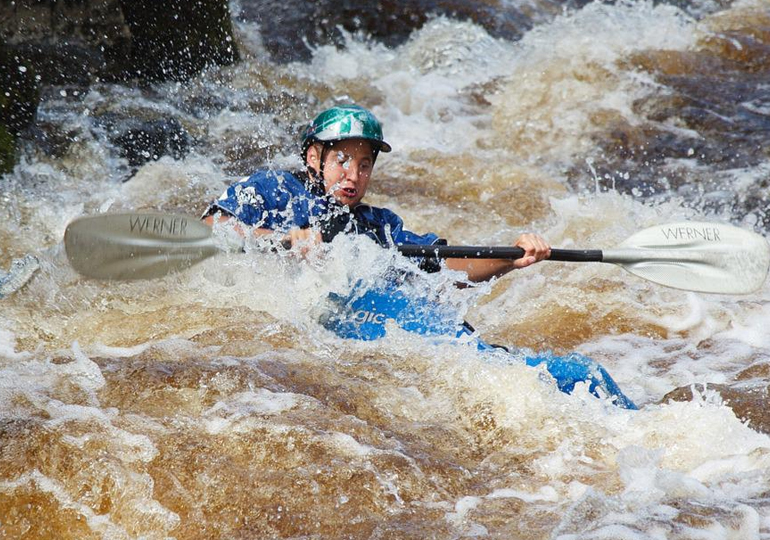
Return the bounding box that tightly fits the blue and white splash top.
[205,169,440,247]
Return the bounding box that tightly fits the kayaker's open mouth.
[341,187,357,198]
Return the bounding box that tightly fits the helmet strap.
[303,141,329,198]
[319,142,330,177]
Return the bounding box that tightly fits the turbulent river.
[3,1,770,538]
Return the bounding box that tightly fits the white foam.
[203,388,302,434]
[489,1,696,164]
[0,342,104,411]
[487,485,560,503]
[0,325,29,361]
[118,152,226,209]
[617,398,770,476]
[446,495,482,524]
[712,300,770,349]
[89,342,153,358]
[327,432,374,458]
[295,18,519,155]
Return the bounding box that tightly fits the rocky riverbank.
[0,0,238,174]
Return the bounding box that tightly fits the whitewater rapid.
[2,1,770,538]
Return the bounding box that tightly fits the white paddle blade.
[603,221,770,294]
[65,213,218,280]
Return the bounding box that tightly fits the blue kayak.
[320,282,637,410]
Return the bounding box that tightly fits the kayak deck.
[320,283,637,410]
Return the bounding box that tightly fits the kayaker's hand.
[287,228,323,258]
[512,233,551,269]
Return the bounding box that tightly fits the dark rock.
[100,115,193,170]
[116,0,239,82]
[0,38,41,174]
[0,124,15,175]
[572,42,770,228]
[235,0,570,63]
[25,121,84,159]
[0,0,129,84]
[0,0,240,173]
[1,0,239,84]
[11,40,109,86]
[0,0,127,41]
[0,42,40,136]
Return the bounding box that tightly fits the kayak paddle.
[64,212,770,294]
[65,213,219,281]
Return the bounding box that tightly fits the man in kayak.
[203,104,551,280]
[203,104,636,409]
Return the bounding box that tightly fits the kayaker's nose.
[344,163,359,183]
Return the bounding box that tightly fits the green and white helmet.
[301,104,392,155]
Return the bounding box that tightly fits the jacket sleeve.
[382,208,441,246]
[205,172,308,229]
[379,209,447,273]
[204,175,267,227]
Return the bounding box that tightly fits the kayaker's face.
[308,139,374,207]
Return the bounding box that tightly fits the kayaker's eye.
[336,152,353,170]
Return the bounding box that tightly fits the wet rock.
[1,0,239,172]
[26,119,87,160]
[10,40,109,86]
[664,383,770,435]
[0,0,129,84]
[0,0,239,84]
[0,47,39,135]
[99,115,193,170]
[117,0,239,82]
[0,125,14,175]
[0,40,40,174]
[573,40,770,228]
[235,0,432,62]
[236,0,592,63]
[0,0,127,42]
[661,0,735,18]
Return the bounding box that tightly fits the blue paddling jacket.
[205,170,442,252]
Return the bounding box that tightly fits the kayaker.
[202,104,637,409]
[202,104,551,282]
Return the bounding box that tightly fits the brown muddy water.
[2,1,770,538]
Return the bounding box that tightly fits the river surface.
[2,1,770,538]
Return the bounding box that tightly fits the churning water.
[3,1,770,538]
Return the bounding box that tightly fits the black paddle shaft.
[396,245,603,262]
